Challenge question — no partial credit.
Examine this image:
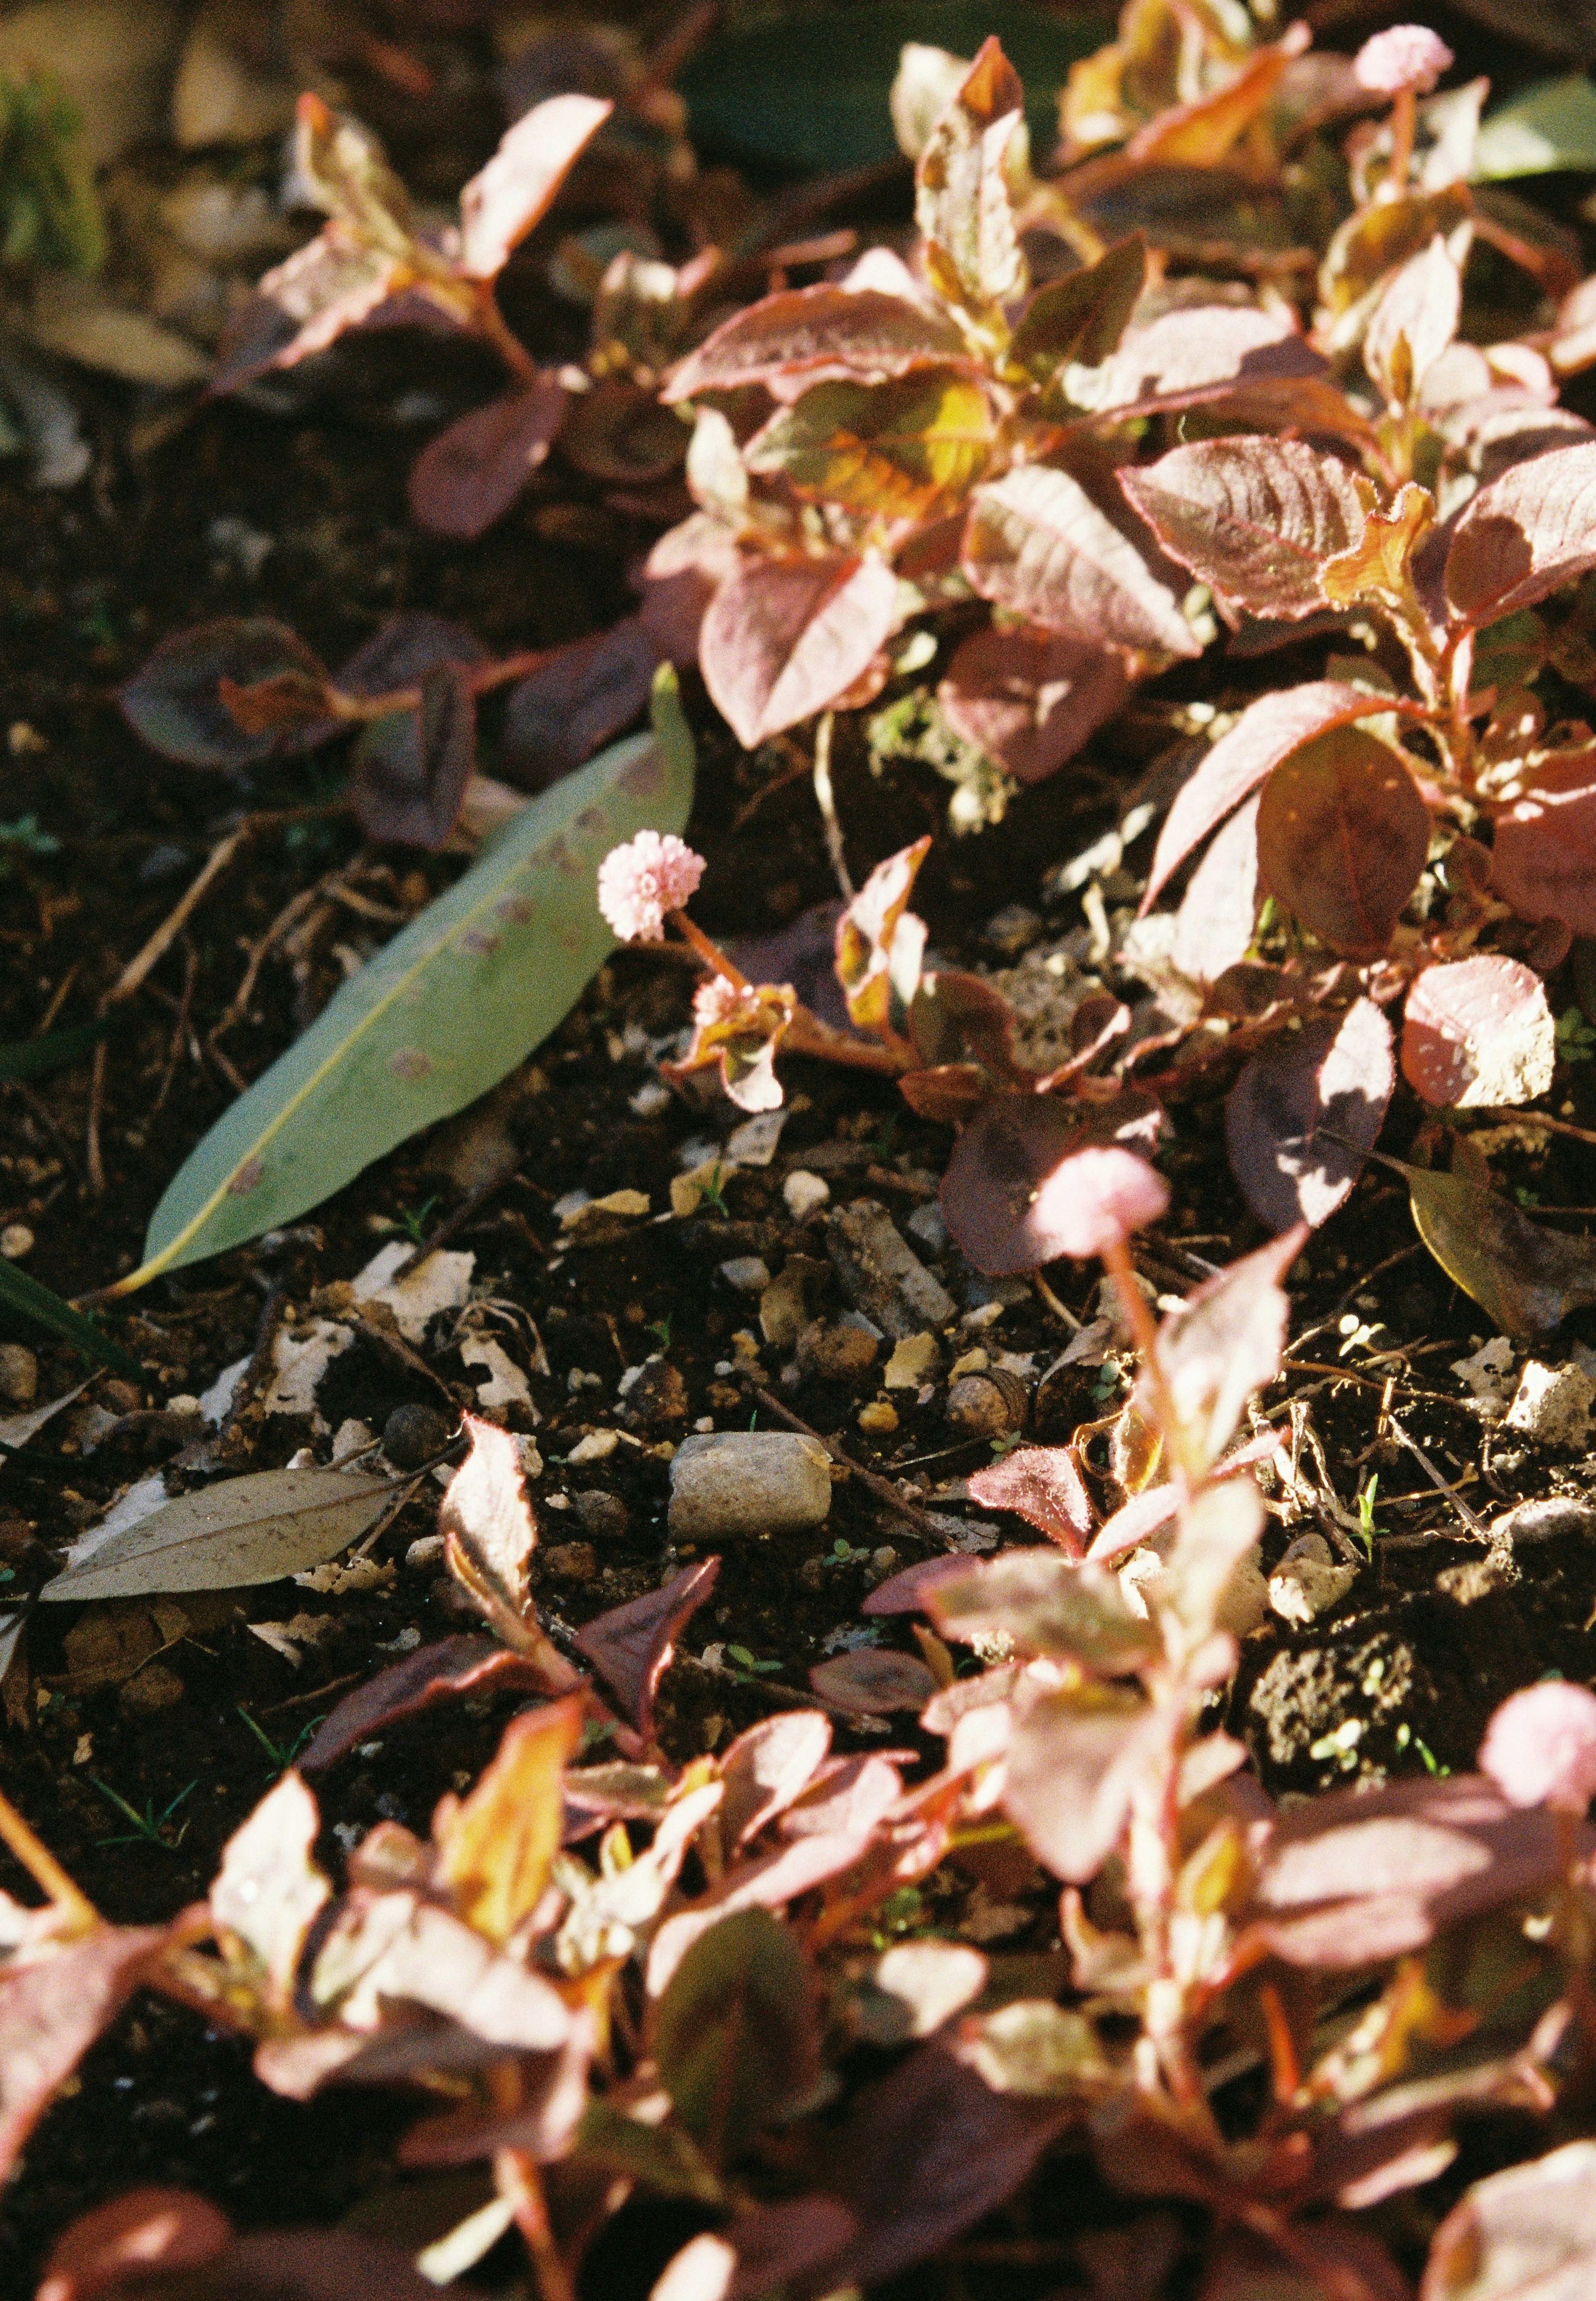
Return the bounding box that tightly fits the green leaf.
[1475,78,1596,180]
[650,1908,820,2164]
[0,1017,108,1082]
[0,1259,141,1378]
[677,0,1110,175]
[123,669,694,1289]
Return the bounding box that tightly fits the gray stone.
[668,1430,832,1540]
[906,1200,948,1255]
[719,1255,771,1295]
[0,1343,38,1407]
[827,1199,955,1340]
[383,1402,452,1469]
[1488,1496,1596,1547]
[574,1489,630,1541]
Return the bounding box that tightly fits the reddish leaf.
[647,1828,872,1998]
[1489,749,1596,935]
[1171,794,1259,985]
[719,1712,832,1847]
[862,1555,974,1616]
[966,1445,1094,1556]
[1255,726,1430,955]
[300,1635,560,1771]
[809,1650,939,1715]
[931,1550,1160,1674]
[458,93,612,280]
[503,616,660,788]
[1,1924,170,2178]
[406,376,567,540]
[1005,1680,1176,1882]
[350,662,475,849]
[211,1774,329,2009]
[783,1755,904,1840]
[1009,234,1147,386]
[1244,1773,1579,1968]
[915,37,1028,316]
[338,612,490,698]
[701,552,901,748]
[662,286,972,404]
[1446,438,1596,625]
[939,1093,1167,1274]
[1140,681,1389,915]
[560,377,691,489]
[1088,306,1326,419]
[1365,235,1461,410]
[1402,955,1555,1109]
[118,620,329,769]
[1087,1483,1184,1566]
[938,625,1129,783]
[652,1907,821,2162]
[1120,438,1367,624]
[962,464,1200,658]
[1421,2140,1596,2301]
[1145,1229,1305,1479]
[1226,998,1395,1232]
[194,2230,444,2301]
[36,2187,232,2301]
[575,1556,720,1738]
[908,969,1024,1078]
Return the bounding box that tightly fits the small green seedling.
[90,1776,196,1851]
[236,1705,323,1776]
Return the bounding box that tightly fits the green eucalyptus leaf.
[0,1259,141,1378]
[124,668,694,1289]
[1475,78,1596,180]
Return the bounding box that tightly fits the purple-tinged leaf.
[337,612,490,697]
[809,1650,939,1715]
[1141,682,1394,915]
[503,616,660,788]
[1402,955,1555,1109]
[1120,437,1367,624]
[1421,2140,1596,2301]
[863,1555,973,1617]
[653,2202,860,2301]
[1256,728,1430,955]
[939,1093,1166,1275]
[938,624,1128,784]
[1087,306,1326,419]
[783,1756,904,1840]
[407,376,567,539]
[962,464,1200,658]
[458,93,612,280]
[209,231,407,397]
[1,1924,171,2180]
[1171,794,1259,985]
[1447,438,1596,625]
[930,1549,1159,1673]
[575,1556,720,1739]
[1490,750,1596,935]
[1086,1428,1282,1566]
[300,1635,559,1772]
[662,286,972,404]
[701,552,901,749]
[966,1445,1094,1556]
[1005,1681,1176,1882]
[118,620,329,769]
[350,662,475,849]
[719,1712,832,1847]
[1226,999,1394,1232]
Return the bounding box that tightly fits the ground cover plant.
[18,2,1596,2297]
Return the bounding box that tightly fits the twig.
[394,1164,521,1280]
[211,881,321,1046]
[150,936,199,1115]
[34,965,77,1035]
[1383,1410,1492,1542]
[811,711,854,902]
[737,1377,956,1546]
[1031,1268,1081,1332]
[1276,1359,1481,1412]
[219,1280,288,1439]
[85,1039,107,1196]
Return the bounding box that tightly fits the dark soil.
[7,248,1596,2301]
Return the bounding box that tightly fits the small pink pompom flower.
[1479,1680,1596,1812]
[596,831,705,943]
[692,974,745,1029]
[1353,24,1453,97]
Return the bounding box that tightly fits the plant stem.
[497,2148,577,2301]
[0,1786,98,1930]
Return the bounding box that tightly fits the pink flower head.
[692,974,747,1029]
[1353,24,1453,96]
[1479,1680,1596,1812]
[1031,1145,1170,1261]
[596,831,705,943]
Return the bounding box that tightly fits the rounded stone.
[574,1489,630,1541]
[668,1430,832,1540]
[383,1402,453,1469]
[806,1322,880,1383]
[544,1541,598,1583]
[945,1372,1025,1438]
[0,1343,38,1407]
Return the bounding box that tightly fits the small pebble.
[405,1534,446,1570]
[905,1201,948,1254]
[568,1429,620,1463]
[1268,1532,1358,1628]
[802,1320,881,1383]
[948,1347,990,1379]
[1505,1360,1596,1448]
[544,1541,598,1583]
[332,1418,376,1465]
[858,1399,899,1435]
[383,1402,452,1469]
[574,1489,630,1540]
[828,1199,956,1338]
[719,1255,771,1295]
[669,1430,832,1539]
[0,1343,37,1407]
[884,1332,940,1389]
[783,1170,830,1220]
[0,1223,34,1260]
[620,1356,688,1432]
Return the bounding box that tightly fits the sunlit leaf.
[962,463,1200,657]
[836,838,931,1038]
[1172,794,1260,984]
[1446,438,1596,624]
[1255,726,1430,954]
[1123,24,1309,165]
[809,1649,940,1714]
[1120,438,1367,624]
[458,93,612,280]
[1401,955,1555,1108]
[719,1712,832,1847]
[1004,1680,1173,1882]
[663,285,973,404]
[929,1549,1160,1672]
[1364,236,1461,409]
[1008,234,1145,389]
[433,1694,584,1944]
[1226,1000,1395,1232]
[1143,1228,1305,1479]
[1084,304,1325,419]
[1422,2138,1596,2299]
[1320,481,1434,612]
[745,370,994,520]
[1475,75,1596,179]
[39,1466,394,1602]
[210,229,409,396]
[1489,748,1596,934]
[966,1445,1094,1556]
[211,1774,329,2008]
[123,678,693,1286]
[915,36,1029,316]
[700,552,900,749]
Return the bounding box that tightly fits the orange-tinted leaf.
[1140,681,1385,913]
[1406,1155,1596,1341]
[1121,438,1367,623]
[211,229,408,395]
[966,1445,1094,1557]
[701,552,901,748]
[1320,481,1434,612]
[1489,749,1596,934]
[296,92,413,244]
[575,1556,720,1738]
[835,837,931,1038]
[1256,727,1430,954]
[458,93,612,280]
[745,370,994,521]
[1402,954,1555,1108]
[962,464,1199,658]
[351,662,475,850]
[662,285,971,405]
[1226,999,1394,1232]
[666,977,796,1113]
[1123,25,1310,166]
[36,2189,232,2301]
[939,1093,1167,1273]
[938,624,1128,784]
[407,377,567,539]
[916,37,1028,317]
[433,1693,584,1943]
[119,620,330,769]
[1447,438,1596,625]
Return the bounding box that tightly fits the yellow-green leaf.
[745,370,994,519]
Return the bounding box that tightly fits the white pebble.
[783,1170,830,1220]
